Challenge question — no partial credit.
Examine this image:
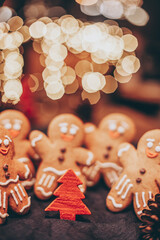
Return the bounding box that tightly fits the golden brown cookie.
[82,113,136,187]
[0,126,31,224]
[29,114,95,200]
[0,110,37,189]
[106,129,160,220]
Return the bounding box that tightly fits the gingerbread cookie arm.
[15,160,31,180]
[29,130,51,159]
[74,148,95,166]
[27,141,40,160]
[106,173,133,212]
[117,143,137,168]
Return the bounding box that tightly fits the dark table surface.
[0,179,141,240]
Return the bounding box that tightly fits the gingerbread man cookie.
[0,126,31,224]
[106,129,160,220]
[29,114,95,200]
[0,110,37,189]
[82,113,136,188]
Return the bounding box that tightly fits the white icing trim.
[47,176,55,188]
[121,184,133,200]
[78,185,85,193]
[107,196,123,208]
[71,124,79,130]
[25,165,30,179]
[0,175,19,186]
[14,186,22,202]
[0,190,1,208]
[0,212,9,218]
[21,178,35,187]
[43,175,51,187]
[118,145,130,157]
[4,135,12,142]
[142,192,147,207]
[115,175,127,190]
[31,134,43,147]
[3,192,6,209]
[135,192,141,209]
[137,210,142,215]
[59,122,68,127]
[18,158,29,163]
[38,174,46,185]
[36,187,52,197]
[43,167,80,176]
[18,184,26,197]
[14,119,22,124]
[146,138,155,142]
[149,191,152,199]
[86,152,93,166]
[106,172,114,184]
[20,197,31,213]
[117,179,131,196]
[10,190,18,205]
[85,125,95,133]
[98,161,123,172]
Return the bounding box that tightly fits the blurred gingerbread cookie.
[0,126,31,224]
[29,114,95,200]
[0,110,37,189]
[106,129,160,220]
[82,113,136,188]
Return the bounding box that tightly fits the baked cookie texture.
[106,129,160,220]
[82,113,136,188]
[0,126,31,224]
[0,110,37,189]
[29,114,95,200]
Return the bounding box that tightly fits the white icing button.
[60,126,68,134]
[118,126,125,134]
[69,127,77,135]
[13,123,21,130]
[0,139,2,144]
[155,146,160,153]
[147,142,153,148]
[4,139,9,147]
[4,123,12,130]
[108,123,117,131]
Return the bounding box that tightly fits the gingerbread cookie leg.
[77,174,87,193]
[133,190,155,218]
[9,182,31,215]
[106,173,133,212]
[34,172,58,200]
[0,189,9,224]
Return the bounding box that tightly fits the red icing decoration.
[45,169,91,221]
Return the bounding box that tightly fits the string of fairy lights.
[0,6,141,104]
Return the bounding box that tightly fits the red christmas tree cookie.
[45,169,91,221]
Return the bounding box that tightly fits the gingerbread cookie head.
[0,110,31,140]
[48,114,84,147]
[137,129,160,164]
[0,126,14,160]
[99,113,135,142]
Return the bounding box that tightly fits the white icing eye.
[155,146,160,153]
[0,139,2,144]
[69,127,77,135]
[118,126,125,134]
[109,123,117,131]
[13,123,21,131]
[4,139,9,147]
[60,126,68,134]
[4,123,12,130]
[147,142,153,148]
